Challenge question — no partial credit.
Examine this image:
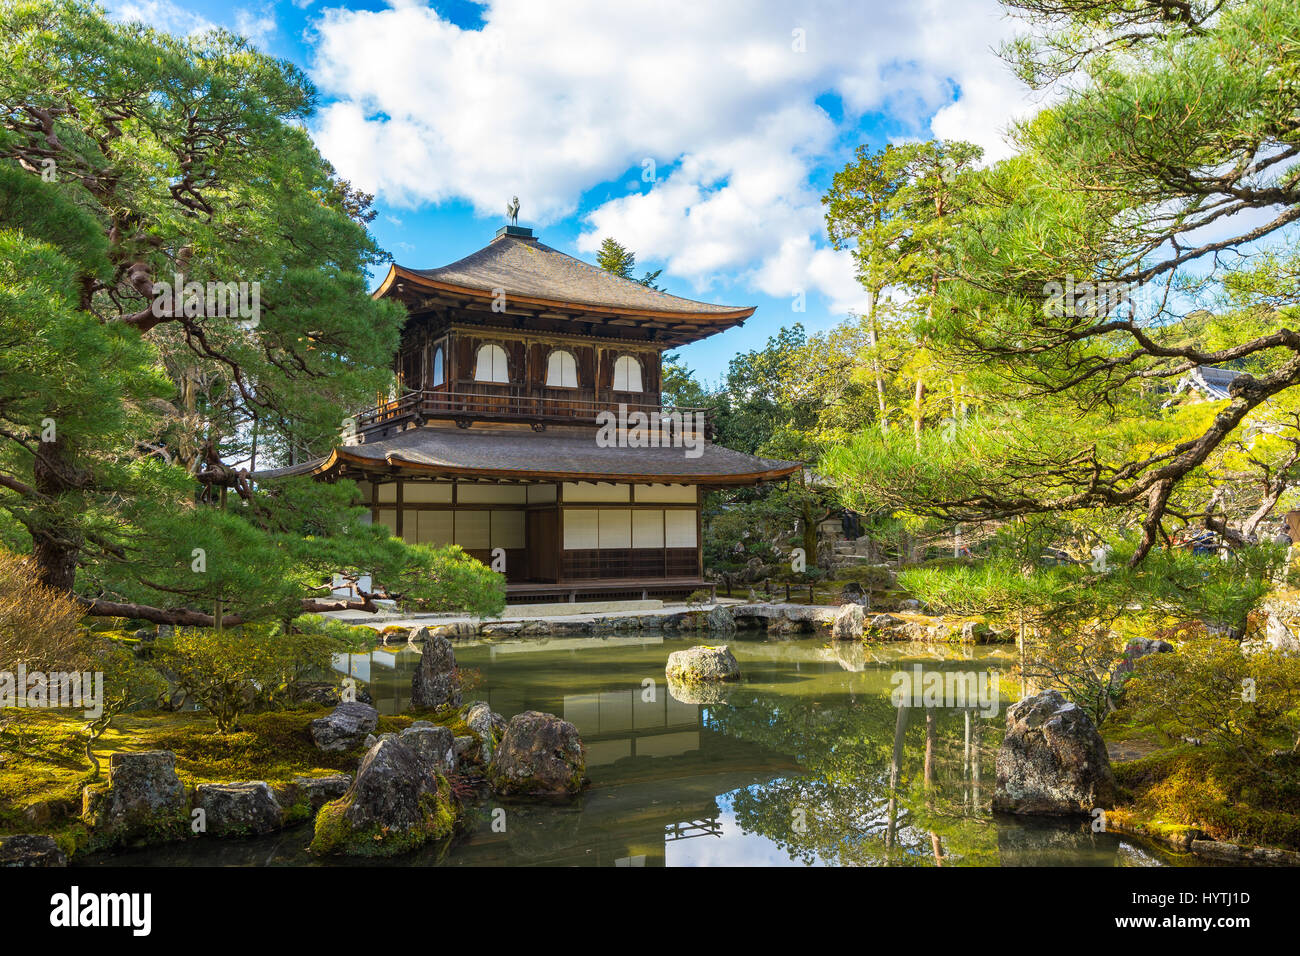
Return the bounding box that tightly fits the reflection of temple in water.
[333,639,797,866]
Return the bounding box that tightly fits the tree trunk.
[31,436,82,594]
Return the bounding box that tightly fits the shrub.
[155,626,343,733]
[1125,637,1300,765]
[0,547,87,673]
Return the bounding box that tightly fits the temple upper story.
[355,226,754,441]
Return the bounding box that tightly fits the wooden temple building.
[265,225,799,602]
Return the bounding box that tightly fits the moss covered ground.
[0,703,469,855]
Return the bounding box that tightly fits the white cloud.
[308,0,1032,314]
[103,0,217,36]
[234,6,278,48]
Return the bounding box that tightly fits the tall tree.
[0,0,504,622]
[824,140,982,439]
[825,0,1300,564]
[595,236,662,289]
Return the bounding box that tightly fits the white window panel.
[598,509,632,549]
[455,511,491,549]
[457,483,527,504]
[613,355,643,391]
[664,510,697,548]
[416,510,454,546]
[562,481,630,502]
[474,343,509,383]
[634,483,696,503]
[403,482,453,503]
[563,509,599,550]
[632,509,665,548]
[546,349,578,387]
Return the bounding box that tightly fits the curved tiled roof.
[254,425,800,486]
[379,233,752,321]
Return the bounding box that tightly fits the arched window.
[474,343,509,383]
[431,346,444,387]
[546,349,578,387]
[613,355,643,392]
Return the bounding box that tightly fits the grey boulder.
[488,711,586,796]
[310,701,379,752]
[410,629,463,710]
[993,690,1116,816]
[193,781,283,837]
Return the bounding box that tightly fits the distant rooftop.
[1176,365,1242,401]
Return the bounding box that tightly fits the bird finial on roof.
[506,196,520,226]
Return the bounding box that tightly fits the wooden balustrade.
[350,387,710,441]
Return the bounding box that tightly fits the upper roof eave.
[374,264,754,326]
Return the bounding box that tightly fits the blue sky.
[104,0,1031,382]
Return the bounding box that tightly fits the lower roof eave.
[309,447,801,487]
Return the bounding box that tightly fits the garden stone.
[286,775,352,814]
[311,737,456,858]
[993,689,1116,816]
[706,604,737,635]
[310,701,379,752]
[665,644,741,682]
[193,781,283,837]
[411,630,462,710]
[488,711,586,796]
[831,603,865,641]
[839,581,868,606]
[398,724,457,775]
[0,834,67,867]
[463,701,507,763]
[82,750,188,848]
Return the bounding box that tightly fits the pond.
[83,634,1196,867]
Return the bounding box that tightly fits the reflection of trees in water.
[708,690,1000,865]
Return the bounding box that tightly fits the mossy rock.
[309,737,459,858]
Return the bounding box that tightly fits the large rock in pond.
[462,701,507,765]
[410,628,462,710]
[193,782,283,837]
[488,711,586,796]
[310,701,379,752]
[0,834,67,867]
[831,603,865,641]
[82,750,189,848]
[993,690,1116,816]
[665,645,741,682]
[310,736,457,858]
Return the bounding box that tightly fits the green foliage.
[0,0,510,627]
[901,537,1280,632]
[1126,638,1300,763]
[154,626,342,733]
[1114,745,1300,850]
[594,236,661,288]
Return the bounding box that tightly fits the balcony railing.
[347,387,711,443]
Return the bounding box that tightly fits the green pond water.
[85,634,1197,867]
